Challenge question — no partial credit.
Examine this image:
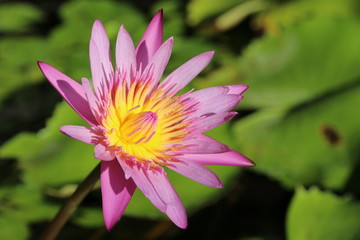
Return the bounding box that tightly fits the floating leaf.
[287,187,360,240]
[0,37,50,104]
[238,17,360,109]
[0,101,97,186]
[234,82,360,189]
[0,213,28,240]
[256,0,358,34]
[0,3,42,32]
[187,0,244,25]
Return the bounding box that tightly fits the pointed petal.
[174,134,229,154]
[95,144,115,161]
[193,94,242,117]
[147,170,187,229]
[90,20,113,95]
[186,85,247,118]
[60,125,97,145]
[101,160,136,230]
[141,37,173,86]
[190,112,237,134]
[227,85,248,94]
[116,25,136,80]
[187,86,229,99]
[160,51,214,96]
[166,204,188,229]
[38,62,97,125]
[117,160,167,212]
[183,150,254,167]
[136,10,163,69]
[180,134,254,166]
[168,158,223,188]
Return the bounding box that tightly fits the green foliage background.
[0,0,360,239]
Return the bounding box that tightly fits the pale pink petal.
[227,85,248,94]
[38,62,97,125]
[192,94,242,118]
[95,144,115,161]
[82,77,99,117]
[90,20,113,95]
[160,51,214,96]
[60,125,97,145]
[141,37,173,86]
[116,25,136,81]
[168,158,223,188]
[186,85,248,101]
[183,150,254,167]
[174,134,229,154]
[185,85,247,118]
[117,160,167,212]
[136,10,163,70]
[166,205,188,229]
[147,170,187,229]
[180,134,254,167]
[101,160,136,230]
[187,86,229,99]
[190,112,237,134]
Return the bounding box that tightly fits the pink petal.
[60,125,97,145]
[190,112,237,134]
[184,150,254,167]
[192,94,243,118]
[166,205,188,229]
[185,85,248,118]
[227,85,248,94]
[117,160,167,212]
[38,62,97,125]
[146,170,188,229]
[95,144,115,161]
[82,77,99,118]
[174,134,230,154]
[89,20,113,96]
[101,160,136,230]
[160,51,214,96]
[180,134,254,167]
[136,10,163,70]
[187,86,229,99]
[116,25,136,81]
[141,37,173,86]
[168,158,223,188]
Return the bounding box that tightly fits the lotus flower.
[38,10,253,230]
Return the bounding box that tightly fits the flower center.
[101,81,193,166]
[120,111,158,144]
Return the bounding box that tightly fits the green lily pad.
[287,187,360,240]
[0,3,42,32]
[238,16,360,109]
[234,81,360,189]
[187,0,245,25]
[0,37,50,104]
[0,101,97,186]
[256,0,358,34]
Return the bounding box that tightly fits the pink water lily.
[38,10,253,230]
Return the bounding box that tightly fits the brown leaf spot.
[321,125,341,146]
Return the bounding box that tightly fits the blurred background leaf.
[0,3,43,32]
[287,187,360,240]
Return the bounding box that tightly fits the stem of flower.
[40,163,101,240]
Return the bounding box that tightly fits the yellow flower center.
[102,80,190,165]
[120,111,158,144]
